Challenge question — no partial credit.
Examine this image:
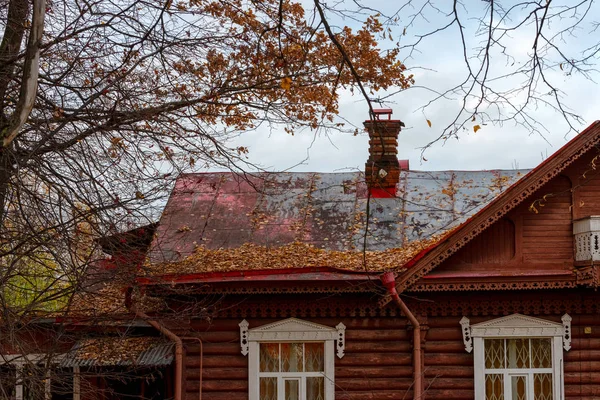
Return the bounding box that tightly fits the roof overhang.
[136,266,380,286]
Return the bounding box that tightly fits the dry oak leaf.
[280,77,292,90]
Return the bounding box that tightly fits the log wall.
[181,317,414,400]
[172,290,600,400]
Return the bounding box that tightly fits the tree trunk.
[0,0,28,226]
[0,0,29,120]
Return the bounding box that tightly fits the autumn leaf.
[473,125,481,133]
[280,77,292,90]
[426,119,432,128]
[559,63,563,71]
[135,191,144,199]
[471,115,476,122]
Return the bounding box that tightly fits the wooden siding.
[565,151,600,221]
[516,175,573,263]
[182,317,414,400]
[434,174,574,276]
[445,218,515,267]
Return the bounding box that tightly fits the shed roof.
[60,337,173,367]
[145,169,526,274]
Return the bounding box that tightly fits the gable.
[398,121,600,293]
[422,175,574,288]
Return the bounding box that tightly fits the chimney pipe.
[364,109,405,198]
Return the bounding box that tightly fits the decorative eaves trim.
[395,121,600,295]
[239,318,346,358]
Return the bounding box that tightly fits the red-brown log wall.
[172,289,600,400]
[180,317,414,400]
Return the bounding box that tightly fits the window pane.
[485,339,505,369]
[531,339,552,368]
[51,368,74,400]
[305,343,325,372]
[511,376,527,400]
[507,339,529,369]
[306,377,325,400]
[284,380,299,400]
[260,377,277,400]
[260,343,280,372]
[534,374,553,400]
[281,343,303,372]
[0,365,16,399]
[485,374,504,400]
[23,366,45,400]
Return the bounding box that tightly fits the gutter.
[381,272,422,400]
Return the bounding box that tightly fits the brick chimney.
[364,109,406,198]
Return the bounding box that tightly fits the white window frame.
[239,318,345,400]
[0,354,79,400]
[460,313,571,400]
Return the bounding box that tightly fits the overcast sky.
[231,0,600,173]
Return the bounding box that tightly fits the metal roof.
[147,169,527,266]
[60,338,173,368]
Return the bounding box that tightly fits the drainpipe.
[181,336,203,400]
[125,290,183,400]
[381,272,422,400]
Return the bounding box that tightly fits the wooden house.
[4,110,600,400]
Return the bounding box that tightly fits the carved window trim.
[239,318,345,400]
[461,313,571,400]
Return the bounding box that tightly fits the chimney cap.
[372,108,393,120]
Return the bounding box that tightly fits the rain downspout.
[125,289,183,400]
[181,336,203,400]
[381,272,422,400]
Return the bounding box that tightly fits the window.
[460,314,571,400]
[239,318,346,400]
[0,355,78,400]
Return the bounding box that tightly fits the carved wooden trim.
[241,318,345,359]
[187,284,377,295]
[561,314,572,351]
[412,280,577,292]
[575,265,600,287]
[470,313,565,337]
[396,122,600,295]
[416,295,600,317]
[460,316,472,353]
[239,319,249,356]
[335,323,346,358]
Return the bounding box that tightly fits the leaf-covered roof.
[145,169,525,273]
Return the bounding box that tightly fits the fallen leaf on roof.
[143,235,448,276]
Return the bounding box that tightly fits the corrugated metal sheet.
[147,170,528,263]
[60,339,174,367]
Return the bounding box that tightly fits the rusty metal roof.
[147,170,526,266]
